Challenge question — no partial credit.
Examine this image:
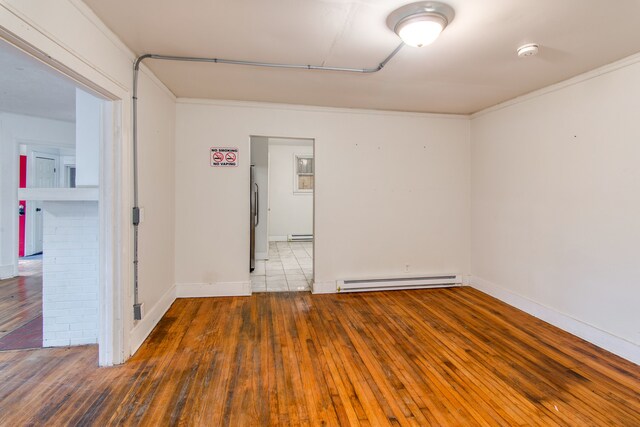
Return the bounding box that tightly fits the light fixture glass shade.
[396,14,445,47]
[387,2,455,48]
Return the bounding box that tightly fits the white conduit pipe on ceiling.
[130,44,405,318]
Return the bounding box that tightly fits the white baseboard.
[312,281,336,294]
[269,236,287,242]
[255,252,268,260]
[470,276,640,365]
[0,264,16,280]
[130,284,176,355]
[176,281,251,298]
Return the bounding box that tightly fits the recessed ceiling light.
[387,2,455,48]
[517,43,539,58]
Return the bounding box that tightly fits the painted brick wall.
[42,201,99,347]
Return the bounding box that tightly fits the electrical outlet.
[404,264,410,273]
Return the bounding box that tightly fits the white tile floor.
[251,241,313,292]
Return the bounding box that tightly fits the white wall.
[75,88,100,187]
[471,56,640,363]
[268,140,313,240]
[135,66,176,331]
[175,100,470,293]
[0,112,74,279]
[43,201,99,347]
[250,136,269,258]
[1,0,177,362]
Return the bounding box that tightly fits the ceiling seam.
[321,4,359,67]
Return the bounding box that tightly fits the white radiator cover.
[337,274,461,293]
[287,234,313,242]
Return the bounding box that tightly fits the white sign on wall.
[210,147,238,167]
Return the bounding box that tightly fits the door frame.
[266,148,271,254]
[27,149,60,189]
[24,149,59,256]
[0,19,130,365]
[249,135,315,288]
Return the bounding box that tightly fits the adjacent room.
[0,0,639,425]
[250,136,314,292]
[0,38,106,352]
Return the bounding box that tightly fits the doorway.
[0,37,109,352]
[24,150,60,257]
[250,136,314,292]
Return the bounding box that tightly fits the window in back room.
[294,154,314,193]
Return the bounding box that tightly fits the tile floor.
[251,241,313,292]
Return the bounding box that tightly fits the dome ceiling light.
[387,2,455,48]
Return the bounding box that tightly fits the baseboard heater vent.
[337,274,461,293]
[288,234,313,242]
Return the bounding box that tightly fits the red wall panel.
[19,155,27,257]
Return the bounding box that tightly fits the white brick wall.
[43,201,99,347]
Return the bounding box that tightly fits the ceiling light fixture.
[387,1,455,47]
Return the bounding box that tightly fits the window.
[294,154,314,193]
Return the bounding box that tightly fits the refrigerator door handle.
[254,183,259,227]
[250,166,256,272]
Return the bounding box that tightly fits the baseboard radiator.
[337,274,461,293]
[288,234,313,242]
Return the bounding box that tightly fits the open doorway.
[250,136,314,292]
[0,38,108,351]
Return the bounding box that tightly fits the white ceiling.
[0,39,77,122]
[83,0,640,114]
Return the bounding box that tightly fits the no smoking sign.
[210,147,239,167]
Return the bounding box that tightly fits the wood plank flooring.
[0,259,42,341]
[0,287,639,426]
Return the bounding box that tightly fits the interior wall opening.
[250,136,314,293]
[0,37,111,353]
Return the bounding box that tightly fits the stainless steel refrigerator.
[250,165,259,272]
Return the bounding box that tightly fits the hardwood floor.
[0,287,638,425]
[0,259,42,344]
